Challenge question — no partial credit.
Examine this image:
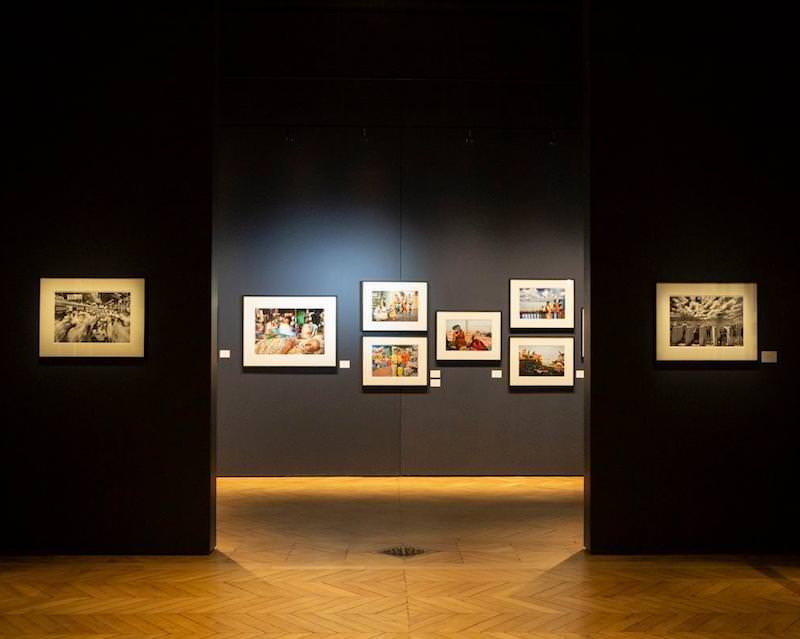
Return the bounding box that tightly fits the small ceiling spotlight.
[465,128,475,146]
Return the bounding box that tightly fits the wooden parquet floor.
[2,477,800,638]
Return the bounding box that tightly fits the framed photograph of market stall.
[243,295,337,367]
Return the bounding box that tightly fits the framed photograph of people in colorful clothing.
[509,279,574,329]
[361,281,428,332]
[436,311,501,361]
[362,336,428,386]
[243,296,337,367]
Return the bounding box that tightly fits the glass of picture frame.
[655,282,757,361]
[242,296,337,367]
[435,311,502,361]
[361,281,428,332]
[39,277,146,358]
[509,279,574,329]
[509,336,574,387]
[362,336,428,386]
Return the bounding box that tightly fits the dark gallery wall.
[2,5,214,553]
[215,1,587,476]
[589,5,799,552]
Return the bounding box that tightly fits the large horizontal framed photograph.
[436,311,502,361]
[39,277,145,358]
[361,281,428,332]
[509,336,574,387]
[656,283,757,361]
[243,296,336,367]
[362,336,428,386]
[509,279,574,329]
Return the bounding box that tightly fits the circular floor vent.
[381,545,427,557]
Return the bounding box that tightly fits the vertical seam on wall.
[399,128,406,476]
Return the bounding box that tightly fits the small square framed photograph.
[509,336,574,387]
[39,277,145,358]
[656,283,757,361]
[436,311,502,361]
[362,336,428,386]
[243,296,337,367]
[361,281,428,331]
[509,279,574,329]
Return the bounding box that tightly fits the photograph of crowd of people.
[53,292,131,343]
[519,287,566,320]
[669,296,744,347]
[518,344,566,377]
[254,308,325,355]
[371,344,419,377]
[445,319,492,351]
[371,290,419,322]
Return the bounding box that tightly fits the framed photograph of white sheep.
[39,277,145,358]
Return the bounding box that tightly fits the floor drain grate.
[380,545,428,557]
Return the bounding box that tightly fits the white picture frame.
[436,311,502,361]
[39,277,145,358]
[243,296,337,367]
[509,336,574,387]
[361,281,428,332]
[656,283,757,361]
[509,279,574,329]
[362,336,428,386]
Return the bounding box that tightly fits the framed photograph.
[436,311,502,361]
[243,296,336,367]
[656,283,757,361]
[509,279,574,329]
[39,278,145,358]
[361,281,428,331]
[509,337,574,387]
[362,336,428,386]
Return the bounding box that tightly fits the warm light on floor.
[2,477,799,637]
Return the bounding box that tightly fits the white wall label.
[491,369,503,379]
[219,349,231,359]
[430,369,441,379]
[430,378,441,388]
[339,360,351,369]
[576,369,585,379]
[761,351,778,364]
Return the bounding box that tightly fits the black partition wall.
[2,5,214,553]
[588,5,799,553]
[214,1,587,476]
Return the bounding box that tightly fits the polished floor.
[2,477,800,638]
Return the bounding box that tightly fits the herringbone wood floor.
[2,477,800,637]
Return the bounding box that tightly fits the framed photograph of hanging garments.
[243,296,337,367]
[361,281,428,332]
[509,279,574,329]
[509,336,574,387]
[656,283,757,361]
[436,311,502,361]
[39,277,145,358]
[362,336,428,386]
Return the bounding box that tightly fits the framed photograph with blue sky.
[510,279,574,329]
